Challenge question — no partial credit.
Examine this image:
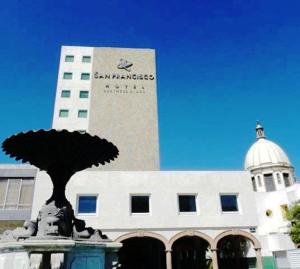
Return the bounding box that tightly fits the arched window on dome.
[264,174,276,192]
[251,177,257,192]
[283,173,291,187]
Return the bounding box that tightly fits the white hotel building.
[1,46,300,269]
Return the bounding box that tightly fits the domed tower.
[245,122,295,192]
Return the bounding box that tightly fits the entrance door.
[172,236,211,269]
[118,237,166,269]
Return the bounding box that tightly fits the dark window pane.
[82,56,91,63]
[264,174,275,192]
[251,177,257,192]
[283,173,290,187]
[131,196,149,213]
[220,195,238,212]
[179,195,196,212]
[65,55,74,62]
[78,196,97,213]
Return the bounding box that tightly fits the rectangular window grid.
[79,91,89,98]
[220,194,239,212]
[81,73,90,80]
[131,195,149,213]
[61,90,71,98]
[78,110,88,118]
[63,72,73,80]
[82,56,91,63]
[59,109,69,118]
[65,55,74,62]
[178,195,196,212]
[78,196,97,214]
[0,178,34,210]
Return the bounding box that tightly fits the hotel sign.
[94,58,155,81]
[94,58,154,95]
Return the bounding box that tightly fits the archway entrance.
[217,235,256,269]
[118,237,166,269]
[172,236,212,269]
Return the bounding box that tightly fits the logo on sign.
[117,58,133,72]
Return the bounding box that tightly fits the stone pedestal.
[0,239,121,269]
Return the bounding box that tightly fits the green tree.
[287,203,300,244]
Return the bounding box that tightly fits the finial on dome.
[256,121,266,139]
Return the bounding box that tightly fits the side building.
[0,164,37,233]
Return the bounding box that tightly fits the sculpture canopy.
[2,129,119,176]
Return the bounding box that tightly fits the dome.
[244,122,292,171]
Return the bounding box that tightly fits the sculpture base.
[0,238,121,269]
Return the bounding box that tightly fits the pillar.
[211,248,219,269]
[29,253,43,269]
[255,248,263,269]
[165,249,172,269]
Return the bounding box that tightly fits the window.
[59,109,69,118]
[82,56,91,63]
[65,55,74,62]
[131,195,149,213]
[0,178,34,209]
[251,177,257,192]
[61,90,71,98]
[178,195,196,213]
[79,91,89,98]
[81,73,90,80]
[283,173,291,187]
[220,194,239,212]
[78,110,88,118]
[264,174,276,192]
[78,196,97,214]
[77,130,86,134]
[280,204,289,220]
[63,72,73,80]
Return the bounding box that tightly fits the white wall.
[31,170,258,240]
[52,46,93,131]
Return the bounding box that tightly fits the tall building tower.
[52,46,160,170]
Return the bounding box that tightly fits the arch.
[212,229,261,250]
[115,230,169,250]
[169,230,214,249]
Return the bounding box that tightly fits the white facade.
[31,170,258,240]
[52,46,93,132]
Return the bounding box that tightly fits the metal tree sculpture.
[1,129,118,240]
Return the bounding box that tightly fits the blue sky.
[1,0,300,172]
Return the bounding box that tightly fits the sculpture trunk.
[46,170,73,207]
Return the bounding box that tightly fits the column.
[29,253,43,269]
[51,253,64,269]
[255,248,263,269]
[211,248,218,269]
[165,249,172,269]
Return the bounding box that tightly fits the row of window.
[61,90,89,98]
[59,109,88,118]
[63,72,90,80]
[65,55,91,63]
[251,173,291,192]
[0,178,34,210]
[77,194,239,215]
